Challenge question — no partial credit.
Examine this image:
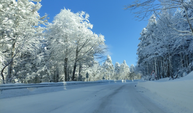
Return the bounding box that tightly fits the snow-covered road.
[0,82,167,113]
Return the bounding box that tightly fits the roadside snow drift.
[138,71,193,113]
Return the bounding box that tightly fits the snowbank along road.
[0,81,168,113]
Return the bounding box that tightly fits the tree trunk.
[72,46,79,81]
[53,64,59,82]
[64,58,68,81]
[7,43,15,83]
[1,50,17,84]
[56,64,59,82]
[1,66,6,84]
[180,53,184,68]
[157,59,160,79]
[166,59,168,77]
[78,63,82,81]
[154,58,157,75]
[67,67,70,81]
[169,55,173,78]
[186,54,189,68]
[72,62,77,81]
[164,57,167,78]
[147,62,149,75]
[160,58,162,78]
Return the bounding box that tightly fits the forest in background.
[127,0,193,80]
[0,0,140,84]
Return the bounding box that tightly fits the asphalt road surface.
[0,82,167,113]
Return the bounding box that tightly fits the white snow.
[0,82,166,113]
[0,80,126,99]
[1,72,193,113]
[137,71,193,113]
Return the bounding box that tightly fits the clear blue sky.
[38,0,148,66]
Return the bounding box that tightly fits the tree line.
[126,0,193,80]
[0,0,140,84]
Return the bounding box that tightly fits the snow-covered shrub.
[24,73,41,83]
[142,75,151,81]
[187,62,193,73]
[173,68,188,79]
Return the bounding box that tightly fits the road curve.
[0,82,167,113]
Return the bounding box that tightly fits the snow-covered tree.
[81,61,104,81]
[46,8,106,81]
[136,2,193,80]
[130,64,135,73]
[0,0,47,84]
[102,55,114,80]
[126,0,193,35]
[119,60,130,80]
[113,62,120,80]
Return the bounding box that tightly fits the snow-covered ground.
[0,80,131,99]
[1,74,192,113]
[0,82,167,113]
[137,71,193,113]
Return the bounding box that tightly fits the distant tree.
[119,60,130,80]
[82,61,103,81]
[102,55,114,80]
[113,62,121,80]
[130,64,135,73]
